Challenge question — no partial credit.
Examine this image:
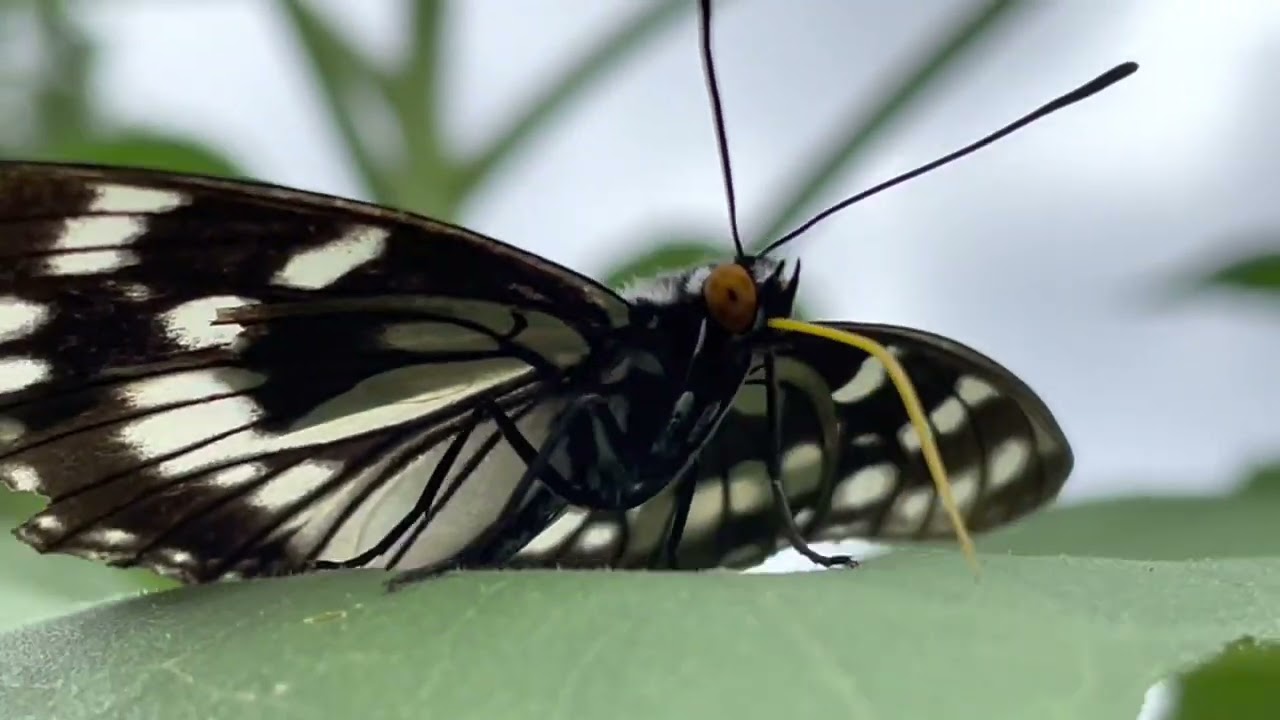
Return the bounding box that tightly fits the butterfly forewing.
[513,322,1072,569]
[0,162,626,581]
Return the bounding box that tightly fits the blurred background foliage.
[0,0,1275,634]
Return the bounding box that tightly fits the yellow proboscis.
[767,317,979,575]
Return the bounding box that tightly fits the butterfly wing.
[514,321,1072,569]
[0,161,628,582]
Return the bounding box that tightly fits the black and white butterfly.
[0,1,1129,585]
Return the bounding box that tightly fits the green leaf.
[2,553,1279,718]
[0,487,43,523]
[1175,636,1280,719]
[0,511,174,633]
[1200,251,1280,295]
[43,130,248,178]
[0,488,178,627]
[980,491,1280,560]
[1238,461,1280,496]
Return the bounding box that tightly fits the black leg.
[312,408,483,571]
[384,556,466,592]
[486,393,615,508]
[763,352,858,570]
[383,420,514,570]
[658,470,699,569]
[384,397,584,590]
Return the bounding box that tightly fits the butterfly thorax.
[547,258,797,510]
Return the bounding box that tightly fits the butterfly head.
[619,255,797,340]
[602,256,797,504]
[702,256,799,336]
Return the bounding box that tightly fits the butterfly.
[0,0,1132,586]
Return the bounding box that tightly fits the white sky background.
[79,0,1280,508]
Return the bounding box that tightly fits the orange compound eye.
[703,263,758,334]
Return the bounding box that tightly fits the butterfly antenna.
[760,61,1138,256]
[699,0,746,258]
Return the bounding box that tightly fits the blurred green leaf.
[280,0,689,220]
[0,487,177,625]
[277,0,403,207]
[386,0,447,215]
[981,491,1280,560]
[2,553,1279,719]
[29,0,97,150]
[1174,637,1280,720]
[0,487,41,523]
[755,0,1027,247]
[599,1,1028,307]
[1239,461,1280,496]
[42,130,248,178]
[603,238,726,289]
[1200,251,1280,295]
[0,511,173,632]
[457,1,692,203]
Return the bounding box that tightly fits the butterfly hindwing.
[514,321,1072,569]
[0,162,627,582]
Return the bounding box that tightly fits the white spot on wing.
[31,514,63,532]
[780,442,823,497]
[0,296,50,343]
[281,359,531,447]
[576,522,621,555]
[158,295,256,350]
[851,433,880,448]
[682,475,728,540]
[248,460,339,510]
[82,528,137,548]
[44,249,139,276]
[119,367,265,409]
[2,462,41,492]
[111,281,154,302]
[380,321,500,354]
[519,507,590,556]
[156,548,196,568]
[0,417,24,444]
[884,487,935,534]
[208,463,266,489]
[116,395,265,477]
[898,423,921,453]
[929,396,967,435]
[832,462,897,512]
[988,437,1031,490]
[0,357,50,393]
[955,376,998,407]
[832,356,885,404]
[56,216,148,250]
[726,461,771,516]
[90,184,186,213]
[929,465,979,533]
[271,226,389,290]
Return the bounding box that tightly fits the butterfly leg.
[763,353,858,570]
[657,470,699,568]
[385,396,596,590]
[484,392,622,508]
[312,407,485,571]
[384,556,464,591]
